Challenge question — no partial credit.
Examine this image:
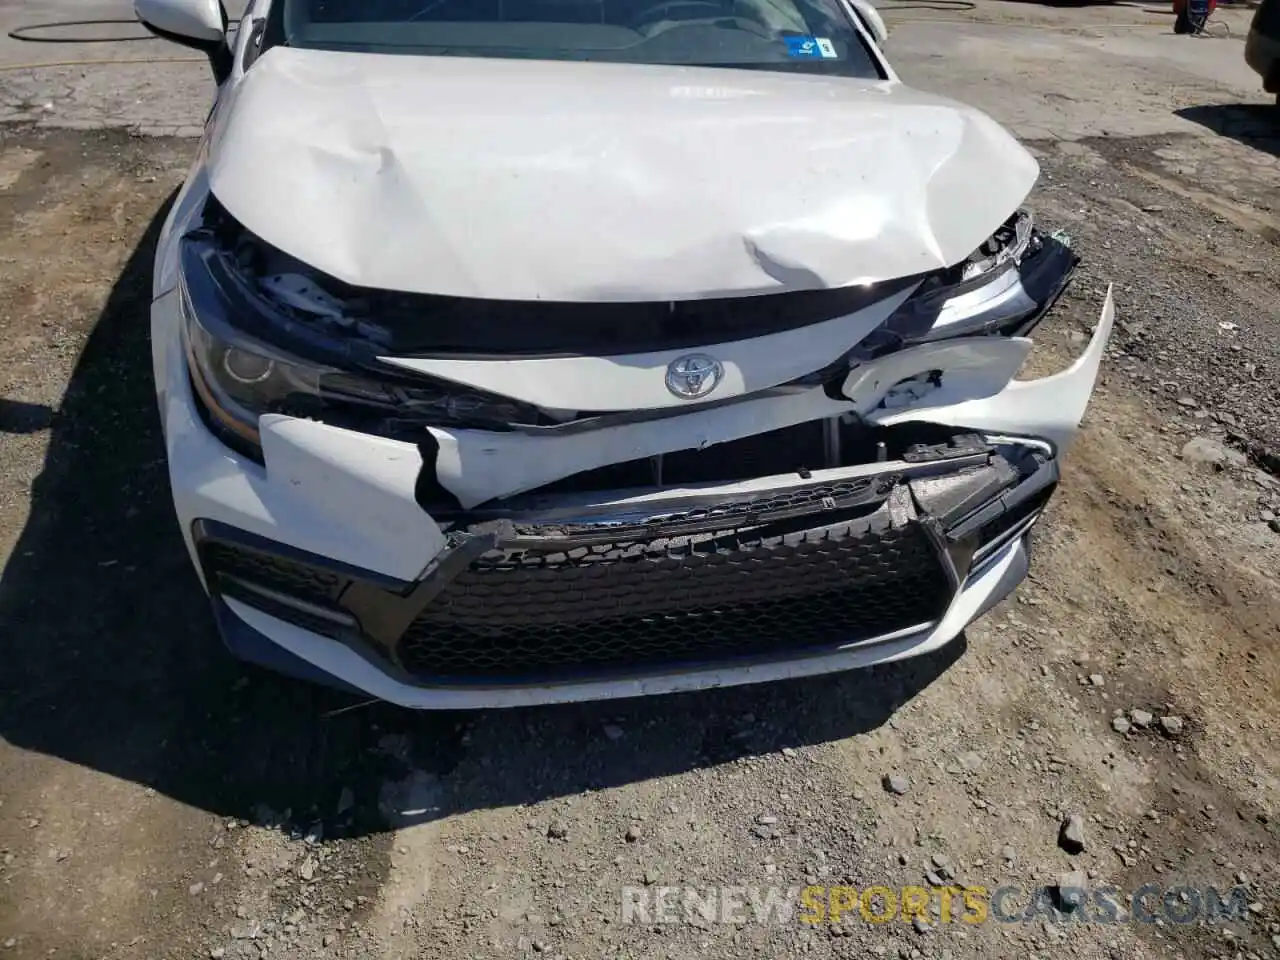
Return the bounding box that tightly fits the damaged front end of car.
[169,198,1111,706]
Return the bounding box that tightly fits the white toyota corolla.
[137,0,1114,708]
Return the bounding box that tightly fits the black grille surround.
[397,518,952,681]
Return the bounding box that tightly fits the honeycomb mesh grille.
[397,521,951,680]
[201,542,346,606]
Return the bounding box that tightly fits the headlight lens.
[179,232,543,459]
[181,275,326,454]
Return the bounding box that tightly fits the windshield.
[276,0,884,78]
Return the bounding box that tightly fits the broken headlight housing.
[850,210,1077,361]
[178,231,541,460]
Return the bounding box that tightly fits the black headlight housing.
[178,229,546,460]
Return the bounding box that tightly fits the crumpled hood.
[207,48,1039,301]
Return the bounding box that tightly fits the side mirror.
[135,0,232,83]
[849,0,888,46]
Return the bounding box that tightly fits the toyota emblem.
[665,353,724,400]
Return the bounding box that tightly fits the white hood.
[207,48,1038,301]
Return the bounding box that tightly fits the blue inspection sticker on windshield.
[785,36,838,59]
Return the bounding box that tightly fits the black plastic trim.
[240,16,267,72]
[212,596,366,694]
[193,518,413,594]
[445,474,900,546]
[1008,236,1080,339]
[340,532,499,648]
[945,456,1060,543]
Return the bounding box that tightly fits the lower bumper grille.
[396,520,952,681]
[201,540,345,606]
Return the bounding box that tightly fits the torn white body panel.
[429,387,853,508]
[841,336,1032,415]
[383,284,917,411]
[205,47,1039,301]
[871,286,1116,451]
[155,290,445,582]
[259,415,448,568]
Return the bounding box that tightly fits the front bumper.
[153,286,1114,709]
[212,533,1031,709]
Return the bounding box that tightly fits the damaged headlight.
[850,211,1078,361]
[178,232,540,459]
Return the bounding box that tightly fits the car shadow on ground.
[0,196,966,840]
[0,398,55,434]
[1176,103,1280,158]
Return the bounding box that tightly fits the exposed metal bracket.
[823,416,842,469]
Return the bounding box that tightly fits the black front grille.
[397,519,951,681]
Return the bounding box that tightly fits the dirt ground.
[1,5,1279,960]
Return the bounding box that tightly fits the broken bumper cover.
[153,287,1113,709]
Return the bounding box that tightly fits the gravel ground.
[1,7,1279,958]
